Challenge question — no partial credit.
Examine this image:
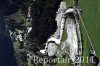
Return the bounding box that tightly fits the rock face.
[0,16,18,66]
[30,0,63,45]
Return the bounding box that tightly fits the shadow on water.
[0,16,18,66]
[30,0,62,46]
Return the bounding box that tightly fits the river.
[0,16,18,66]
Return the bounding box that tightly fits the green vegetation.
[28,56,33,66]
[65,0,100,66]
[61,29,67,42]
[65,0,73,6]
[79,0,100,66]
[13,0,100,66]
[56,56,74,66]
[13,40,20,48]
[80,0,100,58]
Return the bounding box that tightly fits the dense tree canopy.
[30,0,62,46]
[0,0,63,65]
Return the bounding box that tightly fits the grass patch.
[79,0,100,66]
[28,56,33,66]
[13,40,20,48]
[65,0,73,6]
[61,29,67,42]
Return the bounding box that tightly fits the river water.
[0,16,18,66]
